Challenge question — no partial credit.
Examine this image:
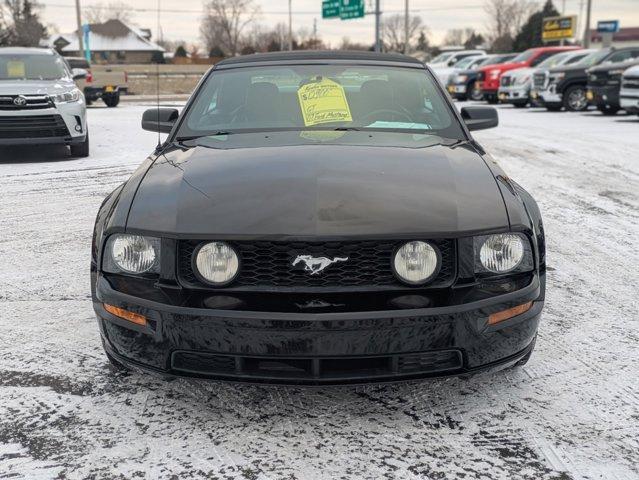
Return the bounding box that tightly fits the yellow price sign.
[297,77,353,126]
[7,60,26,78]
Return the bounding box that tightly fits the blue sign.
[597,21,620,34]
[82,24,91,62]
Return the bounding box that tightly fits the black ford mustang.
[91,51,545,384]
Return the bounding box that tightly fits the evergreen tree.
[416,30,429,52]
[513,0,560,51]
[174,45,188,57]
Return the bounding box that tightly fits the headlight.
[475,233,531,274]
[553,72,565,81]
[489,69,501,79]
[194,242,239,285]
[103,234,160,274]
[608,69,625,77]
[393,241,439,285]
[51,88,81,104]
[456,74,468,83]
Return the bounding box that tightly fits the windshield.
[177,64,464,141]
[453,57,478,69]
[512,49,536,63]
[574,49,611,67]
[430,53,453,64]
[537,52,571,68]
[0,54,69,81]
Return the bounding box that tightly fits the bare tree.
[381,14,423,52]
[200,0,260,57]
[484,0,536,49]
[0,0,47,46]
[84,1,133,24]
[339,36,370,51]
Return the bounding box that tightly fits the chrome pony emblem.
[13,95,27,106]
[292,255,348,275]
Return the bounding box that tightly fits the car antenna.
[155,0,161,150]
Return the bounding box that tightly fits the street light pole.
[75,0,84,57]
[583,0,592,47]
[288,0,293,51]
[403,0,409,54]
[374,0,381,52]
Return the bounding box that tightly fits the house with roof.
[590,27,639,48]
[51,19,164,64]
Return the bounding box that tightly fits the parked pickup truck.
[587,58,639,115]
[532,47,639,112]
[620,65,639,115]
[477,46,579,103]
[64,57,128,107]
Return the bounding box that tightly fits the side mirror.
[72,68,88,80]
[448,59,457,66]
[142,108,179,133]
[461,106,498,131]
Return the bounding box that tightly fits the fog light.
[104,303,147,326]
[488,301,533,325]
[75,124,83,132]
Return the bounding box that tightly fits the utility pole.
[583,0,592,47]
[75,0,84,57]
[374,0,381,52]
[403,0,409,54]
[288,0,293,51]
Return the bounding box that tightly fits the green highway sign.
[323,0,365,20]
[340,0,365,20]
[322,0,340,18]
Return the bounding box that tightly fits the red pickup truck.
[478,46,580,103]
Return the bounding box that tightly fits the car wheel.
[563,85,588,112]
[598,105,620,116]
[103,92,120,108]
[469,82,483,101]
[70,133,90,157]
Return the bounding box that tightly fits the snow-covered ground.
[1,103,638,480]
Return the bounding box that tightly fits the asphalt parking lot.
[1,104,638,479]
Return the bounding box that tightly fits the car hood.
[548,64,586,75]
[126,141,509,237]
[0,79,76,95]
[588,60,639,74]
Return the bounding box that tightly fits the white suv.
[620,64,639,115]
[0,47,89,157]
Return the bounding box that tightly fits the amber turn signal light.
[103,303,147,326]
[488,301,533,325]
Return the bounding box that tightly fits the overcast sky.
[44,0,639,48]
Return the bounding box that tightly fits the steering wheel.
[360,108,413,124]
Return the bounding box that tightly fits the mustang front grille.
[0,115,70,139]
[170,349,464,382]
[178,239,456,290]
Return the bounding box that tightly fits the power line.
[45,2,485,16]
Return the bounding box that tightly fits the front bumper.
[93,272,544,384]
[0,101,87,146]
[498,84,530,104]
[587,85,620,109]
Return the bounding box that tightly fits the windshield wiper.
[332,127,362,131]
[175,131,234,142]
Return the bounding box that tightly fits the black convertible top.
[216,50,424,67]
